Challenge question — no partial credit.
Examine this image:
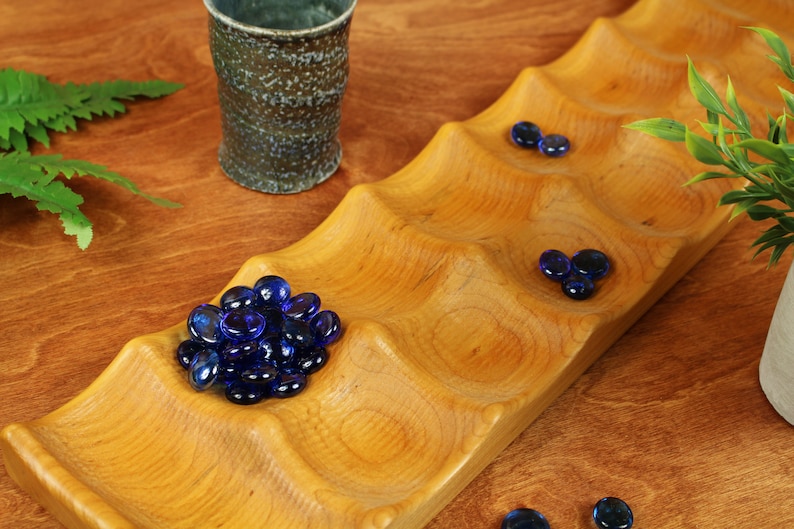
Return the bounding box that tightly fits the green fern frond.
[0,68,87,143]
[0,68,183,249]
[0,151,93,249]
[0,68,184,150]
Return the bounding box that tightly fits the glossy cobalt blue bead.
[225,380,267,405]
[311,310,341,345]
[538,133,570,157]
[220,285,258,311]
[220,307,266,341]
[188,349,220,391]
[501,508,550,529]
[270,368,307,398]
[571,249,610,280]
[538,249,571,281]
[561,273,595,300]
[282,292,321,321]
[177,339,204,369]
[187,304,224,344]
[511,121,543,148]
[253,275,291,307]
[593,497,633,529]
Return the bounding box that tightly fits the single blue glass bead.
[221,340,258,362]
[253,275,291,307]
[225,379,267,405]
[187,304,225,344]
[501,508,551,529]
[295,347,328,375]
[240,360,279,384]
[220,285,258,311]
[282,318,315,349]
[282,292,321,321]
[511,121,543,149]
[220,307,266,341]
[538,133,570,157]
[217,359,245,384]
[593,497,633,529]
[188,349,220,391]
[561,273,595,300]
[571,249,610,280]
[311,310,341,345]
[176,339,204,369]
[538,249,571,281]
[261,307,285,330]
[259,335,295,366]
[270,369,307,398]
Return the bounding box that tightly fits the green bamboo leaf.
[780,87,794,115]
[725,76,751,132]
[685,127,725,165]
[685,170,734,185]
[624,118,686,142]
[777,215,794,232]
[718,189,757,205]
[746,204,785,221]
[744,27,794,82]
[687,57,728,116]
[734,138,792,165]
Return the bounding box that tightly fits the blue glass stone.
[282,292,321,321]
[593,497,633,529]
[220,285,258,311]
[177,339,204,369]
[221,340,258,362]
[501,508,551,529]
[311,310,341,345]
[270,369,307,398]
[220,307,266,341]
[188,349,220,391]
[538,249,571,281]
[261,307,285,330]
[282,318,315,349]
[217,359,244,384]
[240,360,279,384]
[187,304,225,344]
[511,121,543,149]
[225,379,267,405]
[571,249,610,280]
[538,133,570,157]
[295,347,328,375]
[253,275,291,307]
[561,273,595,300]
[258,335,295,366]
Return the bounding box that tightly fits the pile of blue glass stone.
[176,275,341,405]
[539,248,611,300]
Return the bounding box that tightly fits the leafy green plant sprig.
[0,67,183,249]
[627,27,794,267]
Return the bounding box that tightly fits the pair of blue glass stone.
[502,497,633,529]
[539,248,610,300]
[177,275,341,405]
[510,121,571,157]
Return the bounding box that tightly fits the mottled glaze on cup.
[204,0,356,193]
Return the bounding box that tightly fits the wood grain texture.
[2,0,794,528]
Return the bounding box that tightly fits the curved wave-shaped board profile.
[3,0,793,527]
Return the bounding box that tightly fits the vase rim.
[202,0,357,39]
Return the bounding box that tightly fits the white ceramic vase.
[760,260,794,425]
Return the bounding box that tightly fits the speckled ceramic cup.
[203,0,357,194]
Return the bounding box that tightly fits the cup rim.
[202,0,357,38]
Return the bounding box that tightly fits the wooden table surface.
[2,0,793,527]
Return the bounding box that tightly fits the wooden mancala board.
[3,0,792,527]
